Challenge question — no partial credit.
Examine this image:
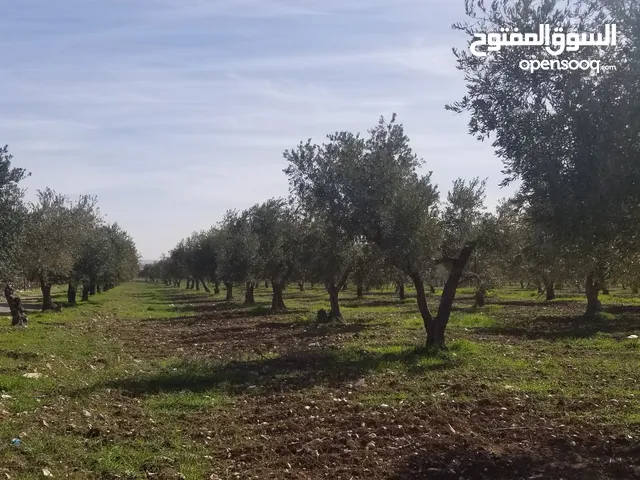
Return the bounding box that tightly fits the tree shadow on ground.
[475,312,639,340]
[146,302,309,319]
[389,440,640,480]
[603,305,640,315]
[0,302,41,312]
[81,347,456,398]
[489,299,578,308]
[341,299,413,309]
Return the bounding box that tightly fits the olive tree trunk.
[545,280,555,301]
[82,282,90,301]
[67,282,77,305]
[328,284,343,322]
[397,281,406,300]
[40,278,57,311]
[411,243,475,348]
[3,284,28,326]
[225,282,233,301]
[271,280,286,311]
[585,274,602,317]
[244,282,255,305]
[474,287,486,307]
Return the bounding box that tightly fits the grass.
[0,281,638,479]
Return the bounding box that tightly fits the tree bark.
[585,274,602,317]
[328,284,343,321]
[244,282,255,305]
[89,283,96,295]
[264,280,269,289]
[474,287,486,307]
[520,280,525,289]
[214,280,220,295]
[545,280,555,301]
[67,283,77,305]
[356,284,364,298]
[200,278,211,293]
[271,281,286,311]
[40,278,56,311]
[298,281,305,292]
[632,284,639,295]
[195,278,201,291]
[410,272,440,346]
[398,281,406,300]
[4,284,28,326]
[96,284,101,294]
[82,282,90,301]
[411,243,475,348]
[225,282,233,301]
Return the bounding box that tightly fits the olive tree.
[0,145,30,325]
[449,0,640,316]
[217,210,259,303]
[21,189,98,311]
[248,199,299,311]
[284,133,364,321]
[337,115,497,347]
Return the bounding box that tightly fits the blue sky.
[1,0,516,260]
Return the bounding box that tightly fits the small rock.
[627,335,638,339]
[355,378,366,388]
[365,441,376,450]
[42,468,53,477]
[23,372,42,379]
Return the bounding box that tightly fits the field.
[0,282,638,479]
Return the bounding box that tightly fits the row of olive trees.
[146,111,640,349]
[143,115,515,347]
[0,146,140,326]
[145,0,640,349]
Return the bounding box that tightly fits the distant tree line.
[0,146,140,326]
